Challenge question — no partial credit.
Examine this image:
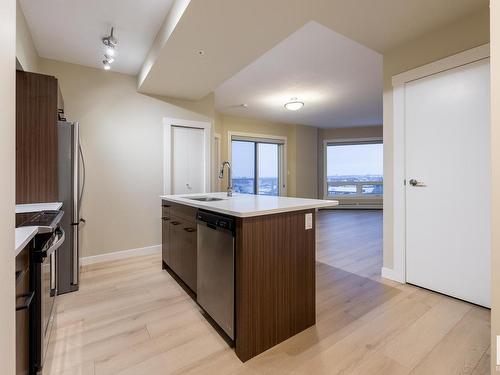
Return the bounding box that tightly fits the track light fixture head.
[102,27,118,48]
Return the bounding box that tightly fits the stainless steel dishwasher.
[197,210,235,339]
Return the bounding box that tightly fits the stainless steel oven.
[18,210,65,374]
[31,226,64,373]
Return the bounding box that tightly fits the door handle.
[409,179,426,187]
[170,221,180,226]
[183,227,196,233]
[162,216,170,221]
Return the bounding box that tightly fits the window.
[325,140,383,199]
[231,135,285,196]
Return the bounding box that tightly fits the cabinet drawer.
[170,202,197,223]
[161,201,171,217]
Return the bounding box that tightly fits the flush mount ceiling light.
[284,98,304,111]
[102,27,118,70]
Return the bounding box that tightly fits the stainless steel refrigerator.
[57,121,85,294]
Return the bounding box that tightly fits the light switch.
[305,213,313,230]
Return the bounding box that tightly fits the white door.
[171,126,205,194]
[405,58,491,307]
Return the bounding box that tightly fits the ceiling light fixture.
[102,27,118,70]
[105,47,115,57]
[104,54,114,63]
[284,98,304,111]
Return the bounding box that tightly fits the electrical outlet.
[305,213,313,230]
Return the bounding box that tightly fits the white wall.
[0,0,16,373]
[40,59,211,257]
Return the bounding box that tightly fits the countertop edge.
[16,202,63,214]
[160,195,339,218]
[15,226,38,257]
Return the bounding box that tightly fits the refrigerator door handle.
[72,122,80,285]
[78,142,86,207]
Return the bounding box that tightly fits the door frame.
[163,118,212,195]
[213,133,222,192]
[227,131,287,196]
[386,43,490,283]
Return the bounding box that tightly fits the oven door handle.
[46,228,65,257]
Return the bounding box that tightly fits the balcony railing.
[326,181,383,198]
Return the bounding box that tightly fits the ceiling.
[19,0,174,75]
[138,0,488,100]
[215,22,382,128]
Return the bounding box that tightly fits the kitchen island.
[160,192,337,361]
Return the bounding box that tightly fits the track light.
[105,47,115,57]
[102,27,118,70]
[102,27,118,48]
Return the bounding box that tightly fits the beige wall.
[491,1,499,372]
[317,125,383,200]
[294,125,318,199]
[1,0,16,373]
[215,115,318,199]
[383,8,490,269]
[39,58,211,257]
[16,0,39,72]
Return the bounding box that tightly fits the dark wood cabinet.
[161,204,171,267]
[16,71,59,204]
[176,219,197,291]
[161,201,197,293]
[160,200,317,362]
[15,244,33,375]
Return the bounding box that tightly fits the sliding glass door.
[257,143,279,195]
[231,137,284,196]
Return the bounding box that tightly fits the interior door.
[405,58,491,307]
[171,126,205,194]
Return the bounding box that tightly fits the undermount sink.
[186,196,225,202]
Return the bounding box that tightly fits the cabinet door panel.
[180,222,197,292]
[169,217,183,277]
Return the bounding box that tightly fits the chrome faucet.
[219,161,233,197]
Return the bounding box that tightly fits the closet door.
[405,58,491,307]
[171,126,205,194]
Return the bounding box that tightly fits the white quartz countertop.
[15,226,38,257]
[160,192,338,218]
[16,202,63,213]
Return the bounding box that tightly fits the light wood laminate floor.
[45,210,490,375]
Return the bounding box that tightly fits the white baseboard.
[381,267,405,283]
[81,244,161,266]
